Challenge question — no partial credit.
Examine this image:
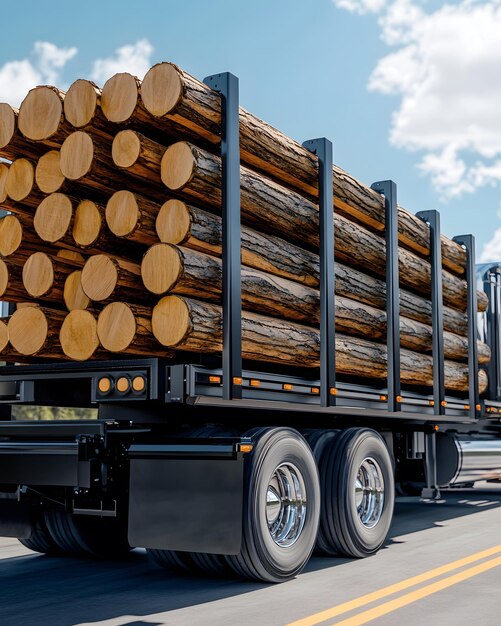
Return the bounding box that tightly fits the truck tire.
[19,513,60,555]
[45,509,131,558]
[148,548,197,573]
[225,427,320,583]
[318,428,394,558]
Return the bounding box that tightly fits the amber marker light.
[330,388,338,396]
[98,376,112,394]
[238,444,254,453]
[311,387,320,394]
[283,383,293,391]
[233,377,243,385]
[209,375,221,384]
[132,375,146,393]
[116,376,130,394]
[250,379,260,387]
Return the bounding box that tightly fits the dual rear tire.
[150,426,394,582]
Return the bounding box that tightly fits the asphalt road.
[1,484,501,626]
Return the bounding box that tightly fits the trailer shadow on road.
[0,487,500,626]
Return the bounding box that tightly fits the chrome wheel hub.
[354,457,385,528]
[266,462,307,547]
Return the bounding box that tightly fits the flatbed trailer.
[1,72,501,582]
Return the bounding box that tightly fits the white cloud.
[0,42,77,107]
[90,39,153,84]
[335,0,501,199]
[332,0,386,15]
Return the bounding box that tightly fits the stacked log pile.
[0,62,490,393]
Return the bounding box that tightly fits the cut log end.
[64,79,99,128]
[112,130,141,168]
[34,193,72,243]
[36,150,64,193]
[18,86,63,141]
[97,301,136,352]
[141,243,182,295]
[160,142,196,190]
[0,318,8,352]
[0,163,8,203]
[152,295,190,347]
[22,252,54,297]
[59,309,99,360]
[105,190,139,237]
[73,199,102,247]
[0,259,9,297]
[0,103,16,149]
[60,131,94,180]
[8,306,49,355]
[64,270,90,311]
[5,158,35,201]
[141,63,183,117]
[101,73,139,123]
[156,199,191,243]
[0,214,23,256]
[81,255,118,301]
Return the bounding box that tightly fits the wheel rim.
[354,457,385,529]
[266,462,307,547]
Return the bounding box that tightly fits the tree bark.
[160,142,487,312]
[141,243,489,364]
[152,295,487,393]
[141,62,467,276]
[155,199,470,335]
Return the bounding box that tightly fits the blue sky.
[1,0,500,260]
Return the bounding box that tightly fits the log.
[100,73,194,143]
[0,257,26,300]
[142,62,466,276]
[0,214,23,257]
[0,162,8,202]
[59,309,100,360]
[141,243,489,364]
[8,305,65,356]
[152,295,487,393]
[161,142,487,313]
[33,192,73,244]
[5,158,38,202]
[97,301,171,357]
[63,79,114,142]
[63,270,90,311]
[0,103,47,161]
[105,190,159,245]
[22,251,83,299]
[35,150,64,193]
[59,130,166,203]
[80,254,144,302]
[18,86,70,146]
[111,129,164,186]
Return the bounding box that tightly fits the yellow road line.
[286,544,501,626]
[331,554,501,625]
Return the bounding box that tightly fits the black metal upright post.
[416,210,445,415]
[453,234,479,419]
[303,138,335,407]
[204,72,242,400]
[371,180,401,412]
[483,265,501,400]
